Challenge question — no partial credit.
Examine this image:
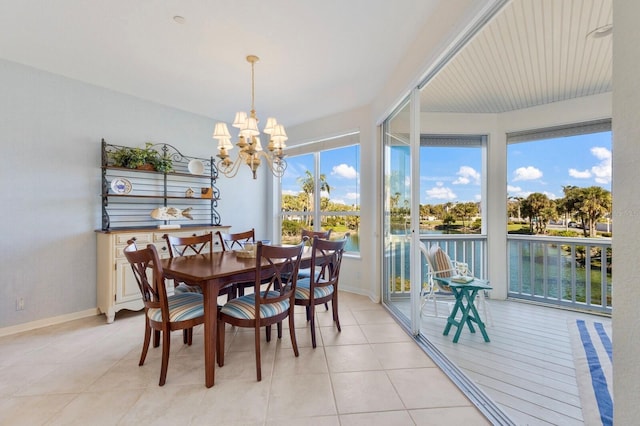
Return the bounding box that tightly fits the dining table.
[161,246,312,387]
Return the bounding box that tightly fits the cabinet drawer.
[115,233,153,245]
[152,230,208,243]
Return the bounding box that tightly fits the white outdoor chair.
[422,243,492,325]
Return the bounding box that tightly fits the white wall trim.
[0,308,100,337]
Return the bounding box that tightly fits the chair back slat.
[163,233,213,257]
[301,228,332,245]
[216,228,255,251]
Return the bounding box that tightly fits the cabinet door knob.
[161,246,167,251]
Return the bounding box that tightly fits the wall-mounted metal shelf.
[100,139,222,230]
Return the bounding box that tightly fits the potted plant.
[109,142,173,172]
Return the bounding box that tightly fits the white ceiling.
[0,0,441,127]
[421,0,612,113]
[0,0,613,127]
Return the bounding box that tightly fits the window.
[507,120,612,236]
[280,135,360,253]
[420,135,485,234]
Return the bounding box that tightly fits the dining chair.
[123,241,204,386]
[163,232,232,297]
[163,232,235,344]
[298,228,332,279]
[216,241,305,381]
[423,244,492,325]
[215,228,256,297]
[294,234,348,348]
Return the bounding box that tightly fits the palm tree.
[560,185,580,230]
[521,192,551,234]
[577,186,612,237]
[297,170,331,226]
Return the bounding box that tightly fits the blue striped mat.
[570,319,613,426]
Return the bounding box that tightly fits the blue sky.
[417,131,611,204]
[281,145,360,207]
[281,132,611,207]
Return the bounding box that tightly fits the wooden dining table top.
[160,246,313,284]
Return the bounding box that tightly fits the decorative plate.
[110,178,132,194]
[188,159,205,175]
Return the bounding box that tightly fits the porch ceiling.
[420,0,612,113]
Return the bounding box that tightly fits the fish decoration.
[150,206,194,221]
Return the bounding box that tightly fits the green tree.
[297,170,331,226]
[508,196,523,221]
[576,186,612,237]
[521,192,552,234]
[559,185,580,230]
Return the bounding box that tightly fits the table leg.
[466,289,490,342]
[452,289,471,343]
[462,290,476,334]
[203,282,220,388]
[443,288,462,337]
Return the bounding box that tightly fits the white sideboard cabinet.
[96,225,229,323]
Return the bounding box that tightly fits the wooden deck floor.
[418,299,611,425]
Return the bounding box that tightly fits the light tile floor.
[0,292,489,425]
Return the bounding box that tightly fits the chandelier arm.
[217,152,245,178]
[259,151,288,178]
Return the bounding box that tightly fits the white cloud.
[507,185,533,198]
[331,163,358,179]
[320,190,330,198]
[567,146,611,184]
[474,194,482,201]
[331,199,346,205]
[569,168,592,179]
[282,189,299,196]
[453,166,480,185]
[590,147,612,184]
[513,166,543,181]
[591,146,611,161]
[345,192,359,200]
[543,191,558,200]
[426,182,456,200]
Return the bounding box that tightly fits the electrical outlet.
[16,297,25,311]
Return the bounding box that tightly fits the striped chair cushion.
[220,292,290,320]
[147,293,204,323]
[432,247,454,278]
[295,278,334,300]
[174,283,202,294]
[297,268,322,279]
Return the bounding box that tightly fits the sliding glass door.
[382,92,422,334]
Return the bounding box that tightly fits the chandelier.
[212,55,288,179]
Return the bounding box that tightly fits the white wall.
[286,105,376,300]
[0,59,265,328]
[612,0,640,422]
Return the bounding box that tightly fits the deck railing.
[386,234,487,298]
[386,233,612,314]
[508,234,612,314]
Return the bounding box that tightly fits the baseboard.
[340,285,376,301]
[0,308,100,337]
